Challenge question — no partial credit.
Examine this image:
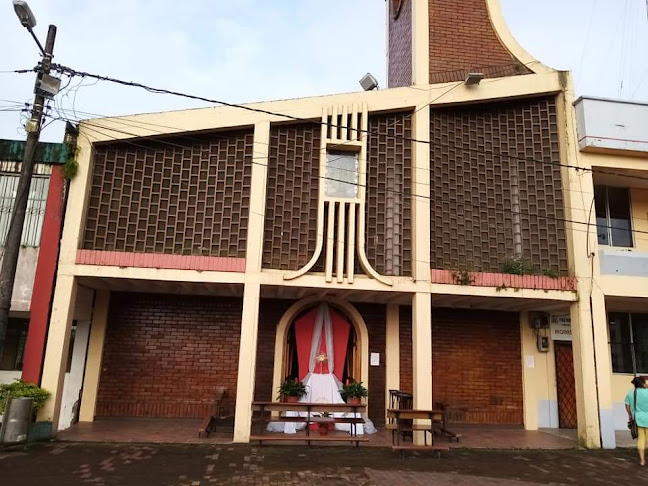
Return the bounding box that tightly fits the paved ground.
[0,442,646,485]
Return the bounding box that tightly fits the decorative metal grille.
[555,343,578,429]
[0,173,49,247]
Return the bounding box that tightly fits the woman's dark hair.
[631,376,646,388]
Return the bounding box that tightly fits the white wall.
[57,320,91,431]
[0,370,21,385]
[575,97,648,154]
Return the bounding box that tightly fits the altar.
[267,303,376,436]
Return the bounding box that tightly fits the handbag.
[629,388,639,440]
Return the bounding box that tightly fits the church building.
[31,0,619,449]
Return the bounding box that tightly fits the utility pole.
[0,24,57,357]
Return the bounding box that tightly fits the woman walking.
[626,376,648,465]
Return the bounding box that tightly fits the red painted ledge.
[76,250,246,273]
[430,269,576,291]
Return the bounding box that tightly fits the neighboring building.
[32,0,619,448]
[0,139,66,384]
[0,131,80,430]
[574,96,648,434]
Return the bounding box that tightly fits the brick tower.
[387,0,534,87]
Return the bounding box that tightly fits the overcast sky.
[1,0,647,143]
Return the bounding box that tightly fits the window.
[608,312,648,374]
[595,185,633,247]
[325,151,358,198]
[0,318,28,371]
[0,173,50,247]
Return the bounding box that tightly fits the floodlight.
[359,73,379,91]
[464,72,485,86]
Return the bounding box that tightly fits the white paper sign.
[370,352,380,366]
[550,314,572,341]
[525,355,535,368]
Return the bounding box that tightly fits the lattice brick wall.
[429,96,568,275]
[262,123,321,270]
[366,112,413,276]
[83,129,253,257]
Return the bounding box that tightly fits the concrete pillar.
[79,290,110,422]
[411,0,430,85]
[37,274,78,428]
[591,287,615,448]
[385,303,400,420]
[232,120,269,443]
[233,281,261,443]
[412,293,433,445]
[557,76,612,448]
[58,319,91,430]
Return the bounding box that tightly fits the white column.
[79,290,110,423]
[233,281,261,442]
[232,120,269,443]
[37,274,77,428]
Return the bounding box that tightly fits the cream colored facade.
[574,96,648,440]
[34,0,625,449]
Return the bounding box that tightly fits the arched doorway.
[271,298,369,404]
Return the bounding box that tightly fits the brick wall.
[262,123,321,270]
[366,112,413,276]
[254,299,294,402]
[429,96,568,275]
[96,293,243,418]
[428,0,530,83]
[84,129,253,257]
[356,303,387,427]
[399,307,523,424]
[387,0,412,87]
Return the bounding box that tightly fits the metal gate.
[555,342,578,429]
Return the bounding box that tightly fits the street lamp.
[13,0,45,55]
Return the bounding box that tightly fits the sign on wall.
[550,314,572,341]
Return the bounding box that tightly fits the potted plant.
[340,381,368,405]
[0,379,51,441]
[318,412,332,435]
[0,380,50,415]
[278,378,307,403]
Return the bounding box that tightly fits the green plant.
[542,269,560,278]
[501,257,534,276]
[451,269,474,286]
[63,143,79,180]
[340,381,368,400]
[277,378,307,399]
[0,380,50,414]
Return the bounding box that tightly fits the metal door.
[555,342,578,429]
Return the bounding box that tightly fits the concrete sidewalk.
[0,442,645,485]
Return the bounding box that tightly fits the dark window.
[0,318,28,371]
[595,185,633,247]
[608,312,648,374]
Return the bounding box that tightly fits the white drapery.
[268,303,376,435]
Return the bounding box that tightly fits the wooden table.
[251,401,368,446]
[386,408,455,456]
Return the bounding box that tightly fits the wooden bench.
[387,409,451,456]
[252,401,367,446]
[198,386,227,438]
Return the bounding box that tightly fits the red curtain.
[294,306,351,382]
